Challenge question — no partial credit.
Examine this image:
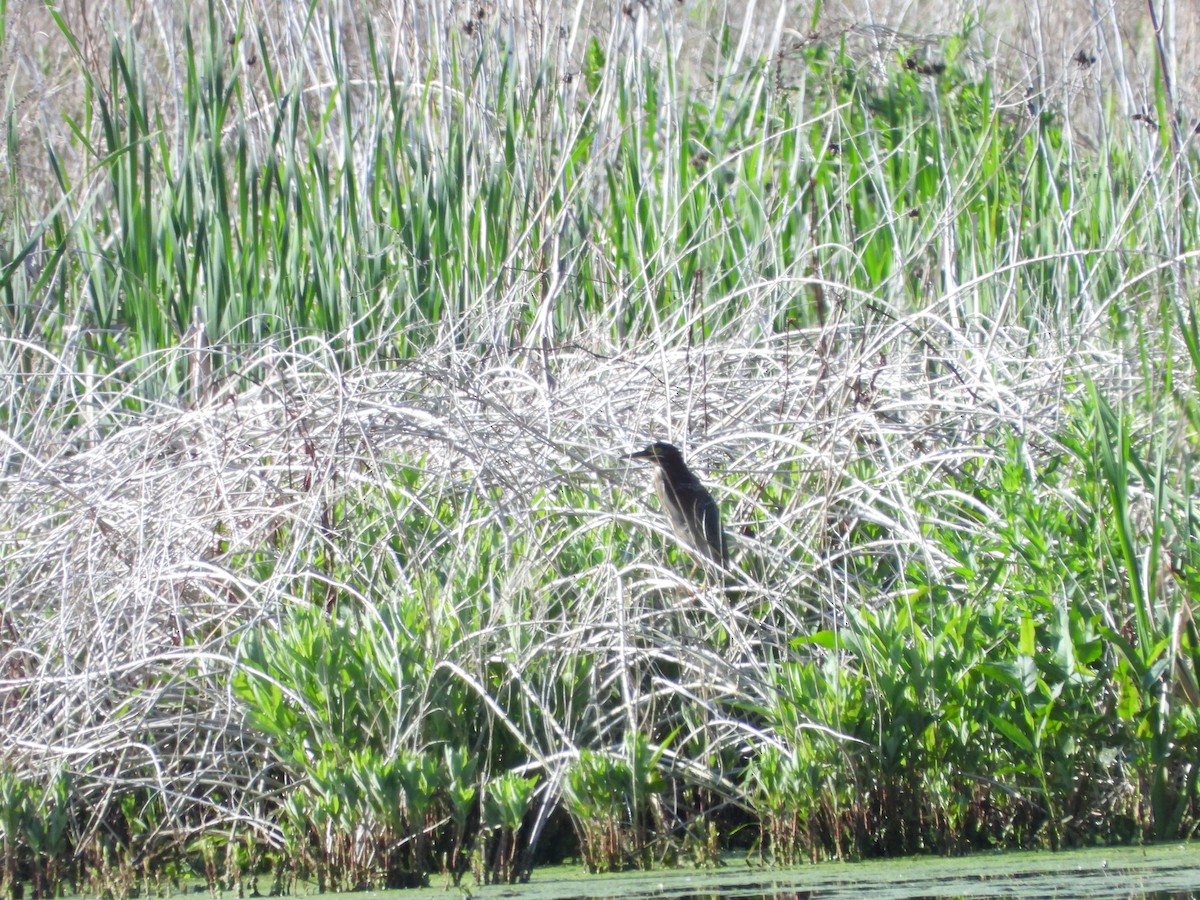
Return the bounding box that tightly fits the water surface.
[339,843,1200,899]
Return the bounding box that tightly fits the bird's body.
[627,442,727,572]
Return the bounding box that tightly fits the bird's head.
[625,441,685,467]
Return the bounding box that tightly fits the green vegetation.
[1,0,1199,894]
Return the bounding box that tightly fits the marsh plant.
[479,772,539,884]
[562,731,666,873]
[2,0,1200,893]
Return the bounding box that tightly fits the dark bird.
[626,441,727,573]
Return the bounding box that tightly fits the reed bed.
[1,0,1199,892]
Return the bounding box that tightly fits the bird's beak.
[625,448,653,461]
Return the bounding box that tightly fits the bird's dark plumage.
[627,441,727,571]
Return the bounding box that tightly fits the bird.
[626,441,727,574]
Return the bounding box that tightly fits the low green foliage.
[0,768,72,899]
[750,420,1200,858]
[480,772,538,883]
[232,597,493,888]
[563,732,666,873]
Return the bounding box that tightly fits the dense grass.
[1,0,1199,894]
